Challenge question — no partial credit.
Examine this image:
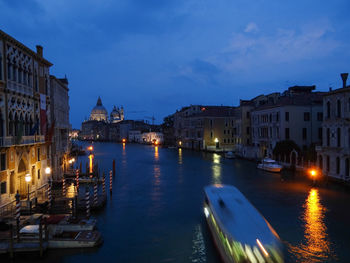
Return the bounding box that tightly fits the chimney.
[36,45,43,57]
[341,73,348,89]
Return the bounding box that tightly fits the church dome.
[90,97,108,122]
[110,105,124,123]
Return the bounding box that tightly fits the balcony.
[0,135,45,147]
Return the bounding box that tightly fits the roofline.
[0,29,53,66]
[50,75,69,91]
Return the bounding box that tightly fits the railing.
[0,199,16,218]
[0,135,45,147]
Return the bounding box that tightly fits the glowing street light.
[88,146,93,151]
[308,168,318,184]
[45,167,51,175]
[25,173,32,200]
[214,138,219,143]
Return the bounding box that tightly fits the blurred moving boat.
[257,158,283,173]
[204,185,284,263]
[224,151,236,159]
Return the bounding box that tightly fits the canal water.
[11,142,350,262]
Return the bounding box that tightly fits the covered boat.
[257,158,283,173]
[224,151,236,159]
[204,185,284,263]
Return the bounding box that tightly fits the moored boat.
[224,151,236,159]
[257,158,283,173]
[19,225,102,249]
[204,185,284,263]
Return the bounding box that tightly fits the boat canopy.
[204,185,280,247]
[262,158,277,163]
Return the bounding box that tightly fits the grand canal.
[13,142,350,262]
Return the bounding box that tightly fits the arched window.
[327,128,330,146]
[319,155,323,170]
[326,155,330,172]
[0,109,3,137]
[14,113,18,136]
[8,112,13,136]
[327,101,331,118]
[337,100,341,118]
[336,157,340,174]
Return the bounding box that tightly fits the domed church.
[90,96,108,122]
[110,105,124,123]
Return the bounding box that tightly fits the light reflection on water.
[178,148,183,164]
[211,153,221,184]
[154,146,159,161]
[289,188,334,262]
[190,224,206,263]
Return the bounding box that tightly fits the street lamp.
[45,167,51,175]
[308,168,318,184]
[25,173,32,200]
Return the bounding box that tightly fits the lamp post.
[25,173,32,201]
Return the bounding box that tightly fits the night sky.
[1,0,350,128]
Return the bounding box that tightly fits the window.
[246,112,250,118]
[0,153,5,171]
[327,128,330,146]
[0,52,2,80]
[285,112,289,121]
[317,112,323,121]
[304,112,310,121]
[224,139,226,143]
[336,157,340,174]
[337,128,341,147]
[224,130,226,135]
[337,100,341,118]
[318,128,323,142]
[269,114,272,122]
[37,147,40,161]
[37,169,40,180]
[276,112,279,122]
[327,101,331,118]
[210,119,213,128]
[0,181,6,194]
[246,127,250,135]
[285,128,290,139]
[210,131,213,138]
[326,156,330,172]
[319,155,323,170]
[302,128,307,140]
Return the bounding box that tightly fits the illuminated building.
[172,105,237,151]
[0,30,52,206]
[316,73,350,181]
[50,75,70,180]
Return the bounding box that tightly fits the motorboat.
[43,214,97,232]
[19,225,102,249]
[224,151,236,159]
[257,158,283,173]
[204,185,284,263]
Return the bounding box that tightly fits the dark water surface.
[9,142,350,262]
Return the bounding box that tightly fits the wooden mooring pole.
[113,159,116,177]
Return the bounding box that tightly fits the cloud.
[244,22,259,33]
[211,21,339,75]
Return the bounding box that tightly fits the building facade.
[173,105,237,151]
[0,30,52,206]
[317,74,350,181]
[251,86,324,159]
[50,76,70,180]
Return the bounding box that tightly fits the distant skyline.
[1,0,350,128]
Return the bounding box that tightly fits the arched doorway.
[17,158,28,198]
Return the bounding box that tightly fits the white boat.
[224,151,236,159]
[204,185,284,263]
[43,214,97,232]
[19,225,103,249]
[257,158,283,173]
